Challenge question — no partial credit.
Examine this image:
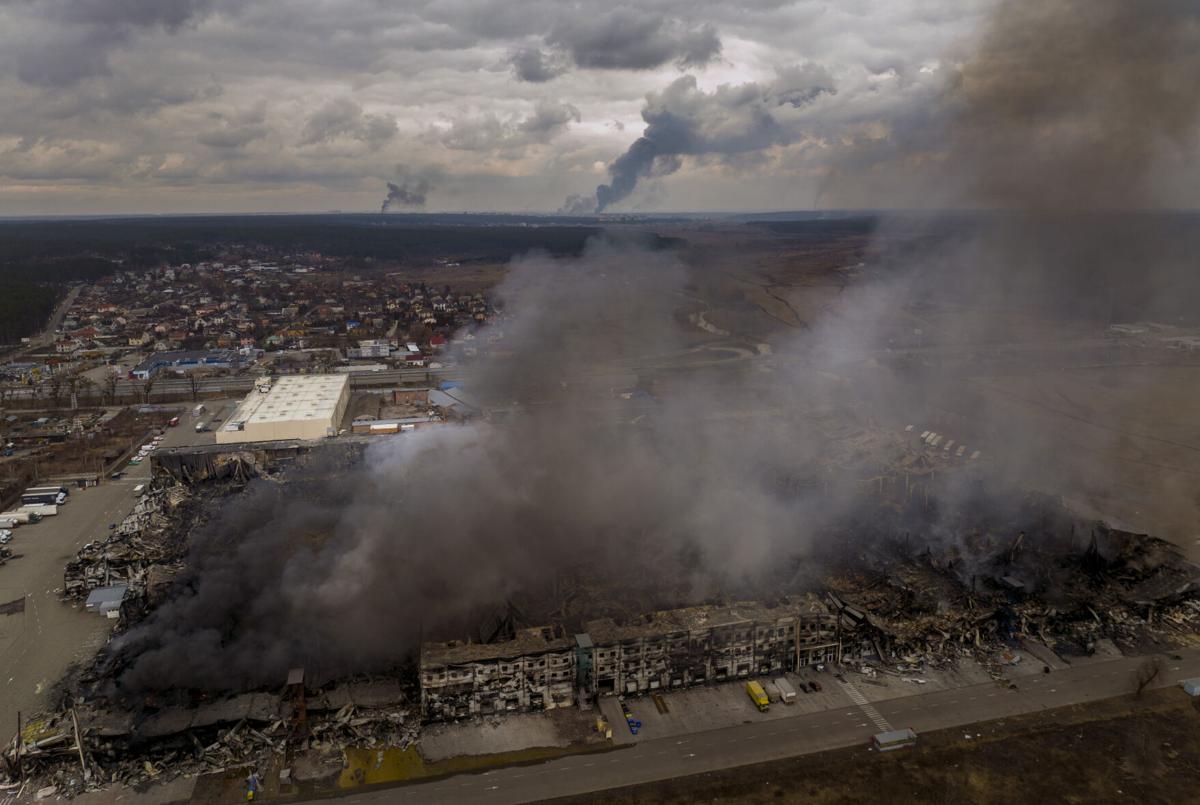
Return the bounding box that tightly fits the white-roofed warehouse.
[215,374,351,444]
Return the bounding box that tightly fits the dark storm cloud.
[509,46,569,82]
[9,0,218,87]
[589,65,836,210]
[441,100,580,152]
[300,97,398,150]
[548,9,721,71]
[11,0,1173,214]
[57,0,218,31]
[197,125,268,149]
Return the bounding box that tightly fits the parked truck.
[746,680,770,712]
[1,511,42,524]
[20,504,56,516]
[22,488,66,506]
[774,678,797,704]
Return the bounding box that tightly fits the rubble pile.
[62,486,194,604]
[824,493,1200,673]
[1,680,416,795]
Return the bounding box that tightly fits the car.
[110,471,124,480]
[128,459,141,466]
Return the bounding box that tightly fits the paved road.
[351,648,1200,805]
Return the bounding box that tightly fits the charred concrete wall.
[419,596,841,722]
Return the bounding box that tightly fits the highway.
[347,648,1200,805]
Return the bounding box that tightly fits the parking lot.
[0,400,236,731]
[601,669,853,744]
[596,649,1085,746]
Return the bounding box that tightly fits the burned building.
[420,627,576,721]
[579,596,840,697]
[419,596,840,722]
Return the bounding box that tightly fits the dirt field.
[547,688,1200,805]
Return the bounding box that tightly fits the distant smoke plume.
[584,66,835,212]
[380,167,435,212]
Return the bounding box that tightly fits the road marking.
[839,680,892,732]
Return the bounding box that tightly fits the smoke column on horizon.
[380,166,436,212]
[567,65,836,213]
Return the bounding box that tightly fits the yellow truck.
[746,680,770,712]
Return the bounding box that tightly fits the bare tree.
[141,374,157,404]
[1132,655,1165,698]
[48,373,64,408]
[103,372,120,405]
[186,369,211,402]
[76,376,96,406]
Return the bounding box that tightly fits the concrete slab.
[419,711,570,762]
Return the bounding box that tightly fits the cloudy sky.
[1,0,1193,215]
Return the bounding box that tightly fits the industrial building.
[419,596,841,721]
[130,349,242,380]
[215,374,351,444]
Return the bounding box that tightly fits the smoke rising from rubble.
[115,234,852,692]
[112,0,1200,692]
[826,0,1200,540]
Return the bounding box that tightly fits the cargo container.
[774,678,797,704]
[872,728,918,752]
[746,680,770,712]
[26,484,68,497]
[1,511,42,524]
[20,504,57,516]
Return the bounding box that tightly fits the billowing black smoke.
[578,65,836,213]
[380,167,434,212]
[115,234,851,692]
